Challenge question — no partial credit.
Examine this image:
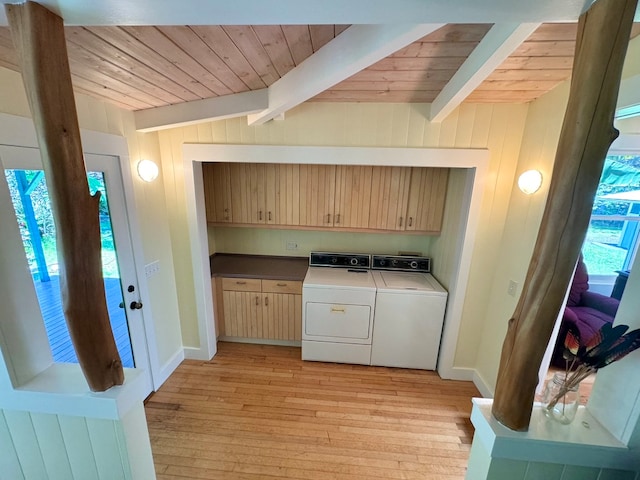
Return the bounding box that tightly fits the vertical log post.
[491,0,637,431]
[6,2,124,391]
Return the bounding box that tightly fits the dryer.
[371,255,448,370]
[302,252,376,365]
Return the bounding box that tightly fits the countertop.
[209,253,309,281]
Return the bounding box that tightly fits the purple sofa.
[551,256,620,367]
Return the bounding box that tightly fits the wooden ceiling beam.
[247,23,444,126]
[429,23,541,123]
[134,89,268,132]
[0,0,601,26]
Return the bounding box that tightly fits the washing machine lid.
[373,271,447,295]
[304,266,376,290]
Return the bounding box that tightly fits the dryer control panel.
[372,255,431,272]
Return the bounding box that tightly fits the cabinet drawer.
[262,279,302,295]
[222,277,261,292]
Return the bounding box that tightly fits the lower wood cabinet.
[217,277,302,342]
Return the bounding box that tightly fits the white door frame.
[182,143,489,381]
[0,112,159,394]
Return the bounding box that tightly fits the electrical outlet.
[507,280,518,297]
[145,260,160,278]
[285,241,298,251]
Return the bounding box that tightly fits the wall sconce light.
[137,159,159,183]
[518,169,543,195]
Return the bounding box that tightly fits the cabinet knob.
[408,216,413,227]
[268,211,272,221]
[264,296,269,306]
[276,283,287,287]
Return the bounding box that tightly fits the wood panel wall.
[0,406,155,480]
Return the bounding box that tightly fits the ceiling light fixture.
[137,159,159,183]
[518,169,543,195]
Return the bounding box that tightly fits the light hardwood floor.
[145,342,481,480]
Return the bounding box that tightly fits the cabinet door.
[277,164,300,225]
[203,163,232,223]
[299,164,336,227]
[222,290,263,338]
[369,166,411,230]
[264,164,280,225]
[229,163,252,224]
[406,167,449,232]
[333,166,374,229]
[228,163,279,225]
[263,293,302,341]
[212,277,225,337]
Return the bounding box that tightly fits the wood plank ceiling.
[0,23,638,112]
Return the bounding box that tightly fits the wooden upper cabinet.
[369,166,411,231]
[203,163,233,223]
[298,164,336,227]
[334,166,374,229]
[204,162,448,234]
[405,167,449,232]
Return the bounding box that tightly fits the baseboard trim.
[472,370,494,398]
[183,346,210,360]
[219,336,301,347]
[438,366,494,398]
[154,349,184,390]
[440,366,474,381]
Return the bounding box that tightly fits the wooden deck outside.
[34,275,134,367]
[146,342,480,480]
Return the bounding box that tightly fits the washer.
[371,255,448,370]
[302,253,376,365]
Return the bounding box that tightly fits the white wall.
[210,226,433,258]
[472,81,569,393]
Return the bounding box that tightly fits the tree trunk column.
[492,0,638,431]
[6,1,124,391]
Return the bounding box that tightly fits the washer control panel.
[372,255,431,272]
[310,252,371,268]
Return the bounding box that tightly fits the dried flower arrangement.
[546,323,640,415]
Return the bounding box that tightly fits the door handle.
[130,301,143,310]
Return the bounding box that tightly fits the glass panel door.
[1,146,152,395]
[5,168,134,367]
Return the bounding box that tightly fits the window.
[583,155,640,276]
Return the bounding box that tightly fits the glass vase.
[541,372,580,424]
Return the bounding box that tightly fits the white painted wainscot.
[466,399,639,480]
